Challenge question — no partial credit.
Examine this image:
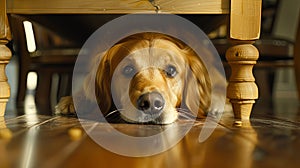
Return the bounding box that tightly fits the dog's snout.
[137,92,165,114]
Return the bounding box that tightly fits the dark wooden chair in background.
[9,15,79,114]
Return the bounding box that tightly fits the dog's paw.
[55,96,76,115]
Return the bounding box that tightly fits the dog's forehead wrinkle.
[128,47,185,70]
[152,47,186,67]
[126,49,156,69]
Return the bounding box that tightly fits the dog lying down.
[55,32,228,124]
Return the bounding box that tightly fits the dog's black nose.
[137,92,165,114]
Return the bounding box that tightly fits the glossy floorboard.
[1,98,300,168]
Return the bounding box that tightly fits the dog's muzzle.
[137,92,165,115]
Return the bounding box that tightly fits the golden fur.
[56,32,226,124]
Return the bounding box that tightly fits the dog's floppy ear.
[183,54,211,118]
[83,50,112,115]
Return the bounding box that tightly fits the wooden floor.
[1,98,300,168]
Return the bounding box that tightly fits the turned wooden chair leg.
[228,0,262,124]
[0,0,12,116]
[226,42,259,123]
[0,45,12,116]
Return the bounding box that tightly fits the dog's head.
[84,32,212,124]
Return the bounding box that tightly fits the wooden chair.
[9,15,79,114]
[213,0,300,101]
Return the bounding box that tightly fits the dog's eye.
[165,65,177,78]
[122,65,136,77]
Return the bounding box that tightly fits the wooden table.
[0,0,262,122]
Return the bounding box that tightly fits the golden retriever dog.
[55,32,226,124]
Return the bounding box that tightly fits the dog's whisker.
[178,113,194,120]
[105,109,122,118]
[104,109,128,123]
[176,108,192,115]
[176,108,191,113]
[176,108,197,120]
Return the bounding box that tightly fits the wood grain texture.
[230,0,262,40]
[0,0,6,39]
[0,0,11,40]
[7,0,229,14]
